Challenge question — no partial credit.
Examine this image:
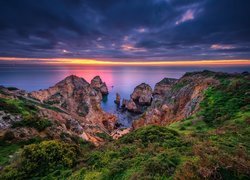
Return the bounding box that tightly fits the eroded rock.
[153,78,177,96]
[131,83,152,105]
[132,71,221,129]
[114,93,121,105]
[0,111,22,129]
[91,76,109,95]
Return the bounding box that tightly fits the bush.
[96,132,113,141]
[142,152,180,178]
[119,125,183,148]
[0,140,80,179]
[12,116,52,131]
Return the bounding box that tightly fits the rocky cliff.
[132,71,221,129]
[153,78,177,96]
[0,75,116,145]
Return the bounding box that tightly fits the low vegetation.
[12,116,52,131]
[0,98,37,116]
[0,140,80,179]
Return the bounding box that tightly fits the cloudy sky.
[0,0,250,63]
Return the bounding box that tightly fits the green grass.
[0,144,20,166]
[0,98,37,116]
[199,76,249,126]
[169,116,211,134]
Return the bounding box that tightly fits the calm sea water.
[0,64,249,126]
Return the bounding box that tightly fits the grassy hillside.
[0,72,249,179]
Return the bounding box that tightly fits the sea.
[0,64,249,127]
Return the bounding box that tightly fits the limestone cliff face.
[30,75,102,118]
[0,76,116,145]
[132,71,220,129]
[30,75,116,138]
[153,78,177,96]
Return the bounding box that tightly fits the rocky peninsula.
[0,70,249,179]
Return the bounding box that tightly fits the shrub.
[96,132,113,141]
[12,116,52,131]
[107,159,130,179]
[119,125,184,148]
[0,140,80,179]
[142,152,180,178]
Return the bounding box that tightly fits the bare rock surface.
[0,111,22,129]
[131,83,153,105]
[133,71,220,129]
[153,78,177,96]
[90,76,109,95]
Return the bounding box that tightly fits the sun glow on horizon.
[0,57,249,66]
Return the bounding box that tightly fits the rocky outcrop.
[132,71,220,129]
[131,83,153,105]
[0,76,116,145]
[90,76,109,95]
[0,111,22,129]
[111,128,131,139]
[125,99,138,112]
[121,83,153,113]
[114,93,121,105]
[30,75,102,117]
[122,99,128,107]
[27,75,117,144]
[153,78,177,96]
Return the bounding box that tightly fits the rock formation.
[0,111,22,129]
[114,93,121,105]
[30,75,102,117]
[153,78,177,96]
[122,83,153,113]
[0,75,116,145]
[90,76,109,95]
[125,99,137,112]
[132,71,220,129]
[131,83,153,105]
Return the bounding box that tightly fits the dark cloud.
[0,0,249,61]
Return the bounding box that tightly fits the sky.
[0,0,250,65]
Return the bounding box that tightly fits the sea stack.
[131,83,153,105]
[90,76,109,95]
[114,93,121,105]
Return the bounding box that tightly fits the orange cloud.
[0,57,249,66]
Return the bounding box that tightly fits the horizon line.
[0,57,249,66]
